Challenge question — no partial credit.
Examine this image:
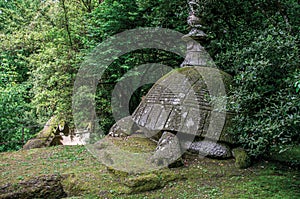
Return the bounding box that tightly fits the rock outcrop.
[0,175,66,199]
[23,116,70,150]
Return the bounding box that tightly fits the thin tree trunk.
[61,0,73,48]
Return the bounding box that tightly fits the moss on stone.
[109,135,157,153]
[122,169,185,193]
[124,173,160,193]
[22,139,45,150]
[91,135,186,193]
[107,166,130,177]
[36,116,59,139]
[23,116,61,150]
[89,135,159,175]
[232,148,251,169]
[0,174,67,199]
[1,145,299,198]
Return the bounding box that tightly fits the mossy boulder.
[0,175,66,199]
[122,169,185,193]
[151,131,183,168]
[23,116,63,150]
[90,134,158,175]
[124,173,161,193]
[232,148,251,169]
[91,134,186,193]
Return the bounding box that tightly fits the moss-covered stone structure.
[107,0,250,169]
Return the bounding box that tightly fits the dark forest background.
[0,0,299,157]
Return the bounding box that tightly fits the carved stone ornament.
[181,0,212,67]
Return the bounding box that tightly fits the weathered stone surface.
[22,139,45,149]
[124,173,161,193]
[151,131,183,168]
[92,134,158,174]
[186,140,232,159]
[123,171,184,193]
[108,116,161,140]
[132,67,234,144]
[232,148,251,169]
[23,116,63,150]
[108,116,138,137]
[0,175,66,199]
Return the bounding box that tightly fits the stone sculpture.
[108,0,250,168]
[110,67,234,160]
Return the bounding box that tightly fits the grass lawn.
[0,139,299,198]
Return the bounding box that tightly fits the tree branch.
[60,0,73,48]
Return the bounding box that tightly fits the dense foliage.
[207,0,300,156]
[0,0,299,156]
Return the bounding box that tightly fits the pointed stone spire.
[181,0,214,67]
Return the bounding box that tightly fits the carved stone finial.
[181,0,213,67]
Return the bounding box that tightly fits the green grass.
[0,137,299,198]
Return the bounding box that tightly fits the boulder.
[232,148,251,169]
[0,175,66,199]
[23,116,63,150]
[123,171,184,193]
[186,140,232,159]
[151,131,183,168]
